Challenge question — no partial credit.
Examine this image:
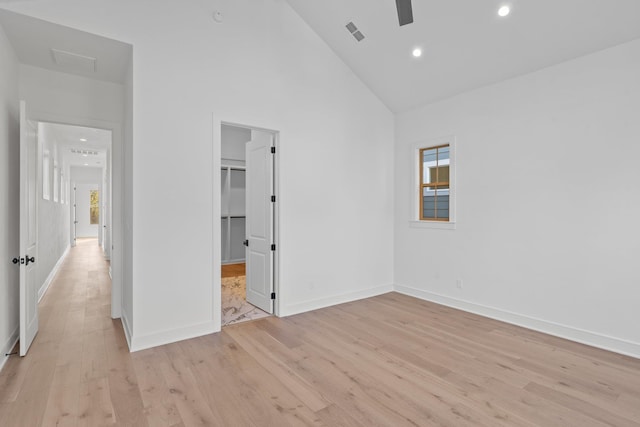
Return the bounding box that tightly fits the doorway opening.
[219,123,279,326]
[1,9,131,357]
[39,122,113,260]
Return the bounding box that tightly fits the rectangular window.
[53,162,59,202]
[420,144,450,221]
[90,190,99,225]
[42,150,50,200]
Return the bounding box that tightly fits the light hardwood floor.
[1,240,640,426]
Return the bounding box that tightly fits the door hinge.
[271,244,276,251]
[271,195,276,203]
[270,146,276,154]
[271,292,276,300]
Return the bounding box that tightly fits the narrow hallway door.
[19,101,39,356]
[245,132,274,313]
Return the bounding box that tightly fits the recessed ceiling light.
[82,154,88,157]
[80,138,87,142]
[498,5,510,17]
[83,163,89,166]
[412,48,422,58]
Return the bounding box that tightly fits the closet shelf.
[221,166,246,263]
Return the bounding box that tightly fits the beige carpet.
[221,275,270,325]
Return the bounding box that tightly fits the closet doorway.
[220,123,277,326]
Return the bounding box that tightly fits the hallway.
[0,238,142,425]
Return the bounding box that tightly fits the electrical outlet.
[456,279,463,289]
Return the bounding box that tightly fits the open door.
[71,184,77,247]
[19,101,39,356]
[245,132,274,313]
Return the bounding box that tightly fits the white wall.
[221,124,251,163]
[0,23,20,370]
[394,39,640,357]
[2,0,395,350]
[19,65,124,124]
[121,53,133,338]
[36,123,70,301]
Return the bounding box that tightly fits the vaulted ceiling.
[2,1,639,113]
[286,0,640,112]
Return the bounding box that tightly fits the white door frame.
[212,116,280,331]
[71,183,77,247]
[30,110,123,319]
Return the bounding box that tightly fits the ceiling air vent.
[51,48,97,73]
[345,21,365,42]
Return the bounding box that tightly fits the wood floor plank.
[131,352,183,427]
[77,377,116,426]
[481,377,612,427]
[40,382,81,427]
[225,323,330,413]
[291,313,524,427]
[103,323,148,426]
[1,238,639,426]
[0,353,30,403]
[157,356,219,426]
[221,263,246,278]
[1,388,50,427]
[218,332,322,426]
[524,382,640,427]
[314,404,367,427]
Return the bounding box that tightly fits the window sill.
[409,220,456,230]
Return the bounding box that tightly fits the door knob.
[25,256,35,266]
[12,257,20,264]
[243,240,249,247]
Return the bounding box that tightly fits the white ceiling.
[0,8,131,84]
[41,122,111,169]
[286,0,640,112]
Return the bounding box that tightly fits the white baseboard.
[0,325,19,374]
[394,284,640,360]
[38,245,70,302]
[282,284,394,317]
[121,311,133,351]
[129,321,218,352]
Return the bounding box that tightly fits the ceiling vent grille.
[70,149,99,156]
[51,48,97,73]
[345,21,365,42]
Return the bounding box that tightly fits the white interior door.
[245,132,274,313]
[19,101,39,356]
[71,183,77,247]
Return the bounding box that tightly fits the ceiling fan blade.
[395,0,414,26]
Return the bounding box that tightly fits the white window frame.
[410,135,456,230]
[42,149,50,201]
